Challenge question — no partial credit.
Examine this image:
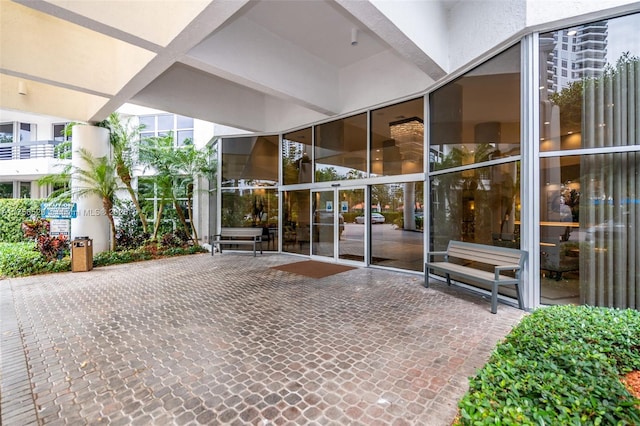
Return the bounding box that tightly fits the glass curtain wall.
[429,43,522,298]
[315,113,367,181]
[370,98,424,176]
[282,190,311,255]
[220,135,279,250]
[370,181,424,271]
[282,128,313,185]
[539,13,640,308]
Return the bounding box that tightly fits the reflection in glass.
[282,190,310,255]
[370,181,424,271]
[315,113,367,182]
[220,188,279,251]
[540,152,639,308]
[430,43,521,172]
[282,128,313,185]
[0,182,12,199]
[312,190,335,258]
[338,188,365,262]
[0,123,13,160]
[370,98,424,176]
[539,14,640,151]
[221,135,279,187]
[431,163,520,250]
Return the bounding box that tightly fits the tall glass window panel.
[338,188,365,262]
[430,162,520,250]
[137,176,193,238]
[315,113,367,182]
[139,115,156,140]
[540,153,639,309]
[207,141,219,245]
[430,163,520,300]
[370,181,424,271]
[370,98,424,177]
[430,44,521,172]
[0,183,12,198]
[0,123,13,160]
[221,136,279,187]
[282,190,311,255]
[539,14,640,152]
[19,182,31,199]
[282,128,313,185]
[220,188,279,250]
[19,123,33,159]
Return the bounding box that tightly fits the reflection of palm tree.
[432,143,496,242]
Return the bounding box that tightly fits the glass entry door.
[311,187,365,263]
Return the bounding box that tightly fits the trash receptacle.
[71,237,93,272]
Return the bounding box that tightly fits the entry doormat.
[270,260,356,279]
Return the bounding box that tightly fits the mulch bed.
[623,370,640,405]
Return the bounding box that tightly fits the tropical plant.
[139,134,213,243]
[114,200,149,250]
[21,218,50,240]
[72,147,121,251]
[172,140,214,242]
[98,112,149,233]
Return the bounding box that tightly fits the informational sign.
[341,201,348,212]
[50,219,70,237]
[41,202,77,219]
[325,200,333,212]
[42,202,75,238]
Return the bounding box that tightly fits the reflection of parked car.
[355,213,385,224]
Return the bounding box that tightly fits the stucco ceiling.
[1,0,450,132]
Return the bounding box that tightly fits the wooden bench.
[425,240,526,314]
[212,227,263,257]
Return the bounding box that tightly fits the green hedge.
[0,242,48,276]
[0,199,43,243]
[456,305,640,425]
[0,242,208,278]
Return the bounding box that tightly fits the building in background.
[1,1,639,311]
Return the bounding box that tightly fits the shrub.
[160,230,190,248]
[114,201,149,250]
[0,242,48,277]
[455,305,640,425]
[0,199,43,243]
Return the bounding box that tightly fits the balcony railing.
[0,140,70,161]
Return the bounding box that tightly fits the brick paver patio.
[1,253,526,425]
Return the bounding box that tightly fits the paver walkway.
[1,253,526,425]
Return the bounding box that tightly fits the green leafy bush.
[456,305,640,425]
[0,242,48,277]
[0,199,43,243]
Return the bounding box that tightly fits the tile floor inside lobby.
[1,253,526,425]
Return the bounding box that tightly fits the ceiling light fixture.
[389,117,423,162]
[351,28,358,46]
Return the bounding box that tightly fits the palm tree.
[173,140,214,243]
[138,134,191,241]
[73,148,120,251]
[99,112,149,233]
[139,134,213,243]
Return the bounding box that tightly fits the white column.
[71,124,111,254]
